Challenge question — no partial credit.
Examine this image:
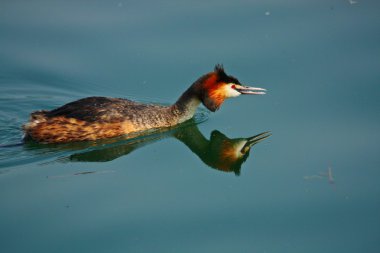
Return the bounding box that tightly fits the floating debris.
[327,166,335,184]
[304,166,335,184]
[74,171,96,176]
[303,175,324,180]
[47,170,115,179]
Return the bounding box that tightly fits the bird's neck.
[174,125,209,155]
[171,87,201,123]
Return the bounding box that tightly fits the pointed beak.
[240,131,271,154]
[246,131,271,147]
[233,84,266,95]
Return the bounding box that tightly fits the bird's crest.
[214,64,227,79]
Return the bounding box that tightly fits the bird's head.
[194,64,266,112]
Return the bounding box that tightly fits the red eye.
[231,84,236,89]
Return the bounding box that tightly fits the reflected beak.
[240,131,271,154]
[246,131,271,147]
[233,84,266,95]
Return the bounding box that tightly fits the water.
[1,0,380,252]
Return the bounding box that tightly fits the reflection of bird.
[60,123,270,175]
[23,65,266,143]
[175,126,271,175]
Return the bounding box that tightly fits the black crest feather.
[214,64,227,77]
[214,64,240,84]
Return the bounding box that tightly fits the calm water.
[1,0,380,252]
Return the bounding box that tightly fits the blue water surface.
[1,0,380,252]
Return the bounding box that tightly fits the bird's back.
[46,97,147,122]
[23,97,173,143]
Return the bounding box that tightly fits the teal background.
[1,0,380,252]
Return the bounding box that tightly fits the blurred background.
[1,0,380,252]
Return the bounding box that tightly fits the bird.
[23,65,266,143]
[174,126,271,175]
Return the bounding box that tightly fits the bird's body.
[23,65,266,143]
[24,96,198,143]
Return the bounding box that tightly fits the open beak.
[240,131,271,154]
[245,131,271,147]
[233,84,266,95]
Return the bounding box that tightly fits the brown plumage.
[23,65,266,143]
[23,98,175,143]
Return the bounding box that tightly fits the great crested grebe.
[23,65,266,143]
